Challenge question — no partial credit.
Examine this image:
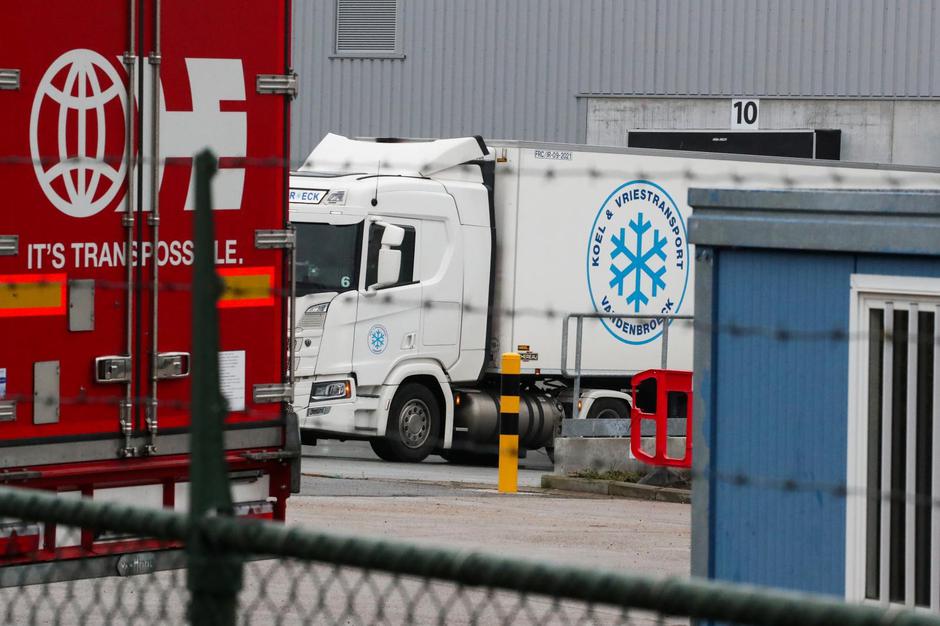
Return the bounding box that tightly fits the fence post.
[499,352,521,493]
[188,150,242,625]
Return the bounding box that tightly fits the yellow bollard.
[498,352,521,493]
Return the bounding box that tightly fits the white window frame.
[846,273,940,611]
[332,0,405,59]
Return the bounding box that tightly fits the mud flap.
[285,411,302,493]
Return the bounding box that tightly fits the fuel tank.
[453,389,562,449]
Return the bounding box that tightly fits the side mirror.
[376,248,401,287]
[368,223,404,291]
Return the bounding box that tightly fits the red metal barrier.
[630,369,693,468]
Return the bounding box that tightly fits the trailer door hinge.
[0,69,20,91]
[256,72,298,98]
[255,229,295,250]
[252,383,293,404]
[0,235,18,256]
[0,401,15,423]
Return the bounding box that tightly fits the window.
[365,222,415,289]
[847,275,940,611]
[335,0,401,57]
[293,222,362,296]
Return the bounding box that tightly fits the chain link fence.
[2,485,939,626]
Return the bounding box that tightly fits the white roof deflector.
[299,133,488,177]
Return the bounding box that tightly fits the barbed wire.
[3,151,940,545]
[1,277,936,345]
[1,153,939,188]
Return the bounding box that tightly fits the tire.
[299,430,318,447]
[369,438,400,462]
[586,398,629,420]
[439,449,498,466]
[380,383,442,462]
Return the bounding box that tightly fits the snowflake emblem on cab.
[609,212,667,312]
[368,324,388,354]
[586,181,690,345]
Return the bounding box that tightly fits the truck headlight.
[310,380,351,401]
[301,302,329,329]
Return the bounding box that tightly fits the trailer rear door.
[147,0,291,449]
[0,2,134,466]
[0,0,291,467]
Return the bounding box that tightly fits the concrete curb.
[540,474,691,504]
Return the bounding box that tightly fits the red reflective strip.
[0,272,67,318]
[217,266,275,308]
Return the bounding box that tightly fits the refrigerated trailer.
[0,1,295,578]
[288,134,940,463]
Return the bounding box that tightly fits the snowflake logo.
[368,324,388,354]
[586,181,689,345]
[609,212,668,312]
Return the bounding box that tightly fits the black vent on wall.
[335,0,399,54]
[627,129,842,160]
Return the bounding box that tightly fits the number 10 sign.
[730,99,759,129]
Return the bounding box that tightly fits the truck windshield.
[293,222,363,296]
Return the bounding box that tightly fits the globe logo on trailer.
[368,324,388,354]
[586,180,689,345]
[29,49,128,218]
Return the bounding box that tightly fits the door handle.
[401,332,416,350]
[155,352,191,380]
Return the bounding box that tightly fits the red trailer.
[0,1,296,578]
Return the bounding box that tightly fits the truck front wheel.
[586,398,629,420]
[373,383,441,462]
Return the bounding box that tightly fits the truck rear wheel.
[376,383,441,462]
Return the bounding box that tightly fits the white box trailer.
[288,134,940,462]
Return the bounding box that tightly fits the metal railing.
[560,312,694,420]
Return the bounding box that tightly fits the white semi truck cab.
[289,134,533,462]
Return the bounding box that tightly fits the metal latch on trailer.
[256,72,298,98]
[95,356,131,384]
[0,235,18,256]
[0,69,20,91]
[252,383,293,404]
[255,229,295,250]
[0,402,14,423]
[155,352,190,380]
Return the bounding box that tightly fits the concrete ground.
[293,441,689,575]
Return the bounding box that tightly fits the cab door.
[352,217,421,388]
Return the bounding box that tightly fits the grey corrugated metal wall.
[291,0,940,163]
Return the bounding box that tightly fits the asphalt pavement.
[291,439,690,577]
[300,440,554,493]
